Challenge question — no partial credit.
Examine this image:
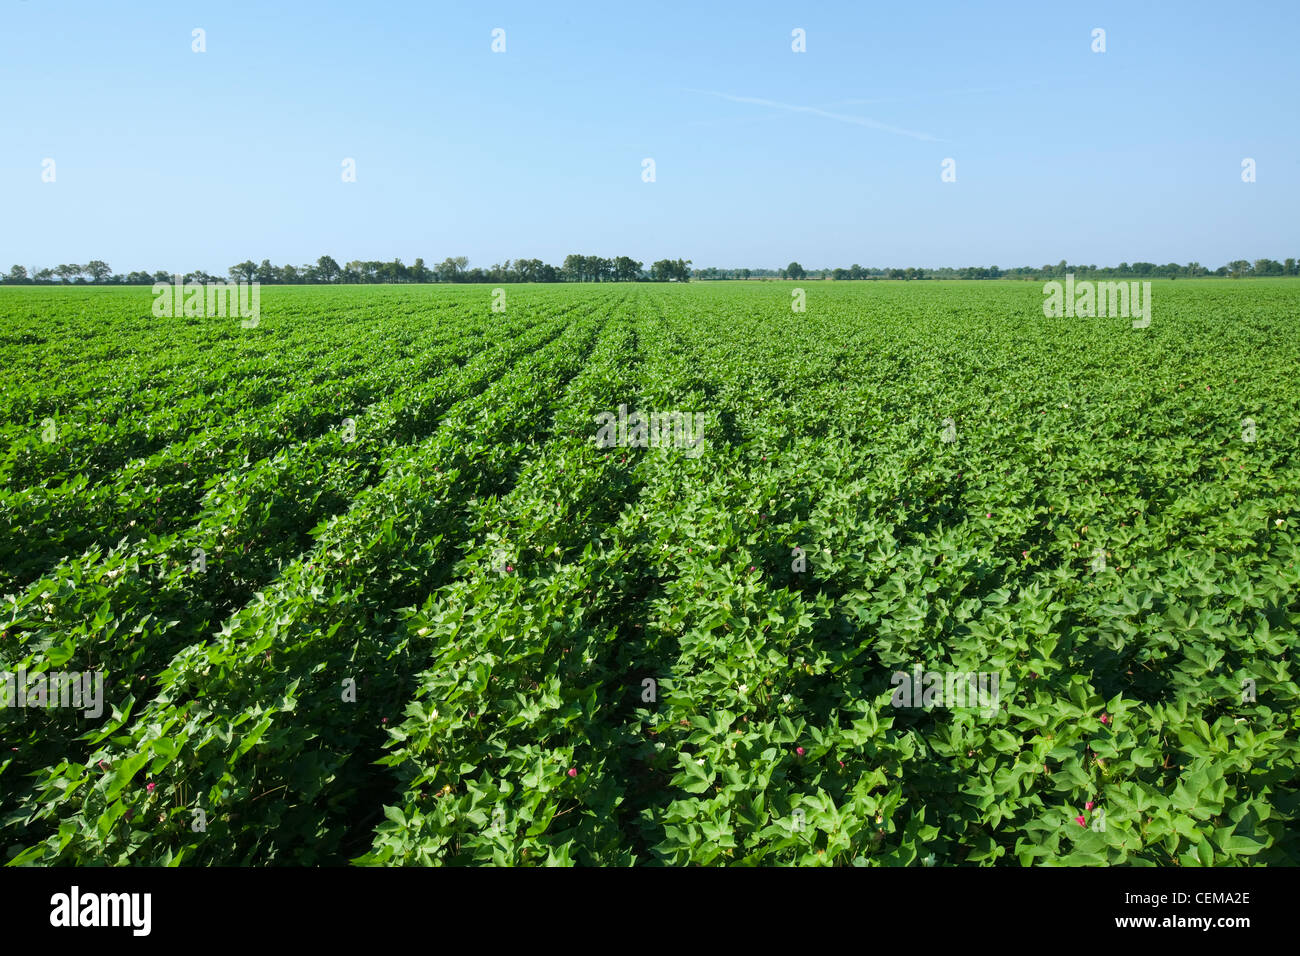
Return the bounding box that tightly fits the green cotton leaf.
[675,753,716,794]
[1169,783,1197,813]
[233,715,273,759]
[989,729,1021,752]
[46,638,77,668]
[96,800,128,842]
[382,805,407,828]
[1059,757,1091,790]
[104,750,151,801]
[1055,847,1108,866]
[525,802,557,837]
[1195,837,1215,866]
[148,738,182,775]
[1216,832,1268,857]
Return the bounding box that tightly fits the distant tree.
[372,258,404,283]
[411,257,430,283]
[562,254,586,281]
[649,258,691,281]
[786,261,805,279]
[612,256,642,282]
[6,265,28,283]
[513,258,543,282]
[434,256,467,282]
[229,260,257,283]
[34,267,54,283]
[315,255,342,282]
[83,260,111,282]
[255,259,280,283]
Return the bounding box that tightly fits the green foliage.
[2,279,1299,866]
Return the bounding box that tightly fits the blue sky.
[3,0,1297,273]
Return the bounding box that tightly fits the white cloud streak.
[687,89,944,142]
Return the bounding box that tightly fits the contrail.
[835,81,1042,107]
[687,89,944,142]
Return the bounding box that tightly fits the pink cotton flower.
[567,767,578,778]
[1075,815,1086,827]
[1100,713,1110,725]
[146,782,156,794]
[1085,801,1095,811]
[796,747,806,756]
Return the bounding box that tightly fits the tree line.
[716,258,1300,280]
[0,255,693,285]
[3,256,1296,286]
